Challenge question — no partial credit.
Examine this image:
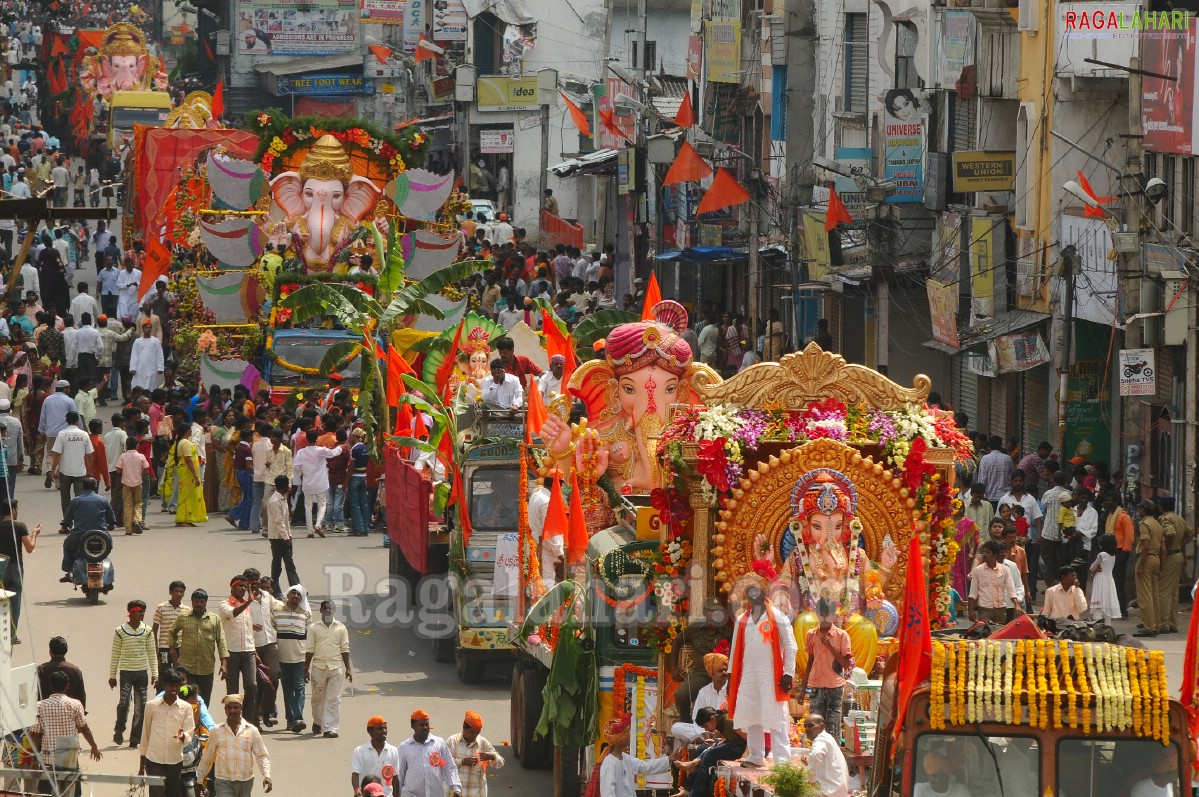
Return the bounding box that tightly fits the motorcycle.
[66,528,116,604]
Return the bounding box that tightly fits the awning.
[958,309,1050,350]
[462,0,534,25]
[254,54,363,77]
[549,149,619,178]
[395,113,454,131]
[922,339,961,356]
[654,246,749,264]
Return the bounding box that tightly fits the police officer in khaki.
[1134,501,1166,638]
[1156,496,1192,634]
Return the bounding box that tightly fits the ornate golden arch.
[715,438,921,603]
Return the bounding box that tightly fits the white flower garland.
[1003,641,1014,724]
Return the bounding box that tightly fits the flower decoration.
[428,752,445,767]
[256,112,272,127]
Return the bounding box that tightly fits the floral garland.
[929,640,1170,740]
[249,109,426,175]
[518,447,542,616]
[657,400,970,627]
[612,664,658,720]
[646,475,692,652]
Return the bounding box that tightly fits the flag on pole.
[640,272,662,320]
[662,141,712,187]
[674,89,695,127]
[368,43,393,65]
[561,92,592,138]
[414,35,439,63]
[890,534,932,751]
[525,374,548,444]
[543,472,568,553]
[599,108,629,142]
[1076,170,1117,219]
[139,236,172,298]
[211,80,225,118]
[386,345,413,407]
[540,309,578,387]
[566,469,589,565]
[824,184,854,232]
[695,168,750,216]
[434,320,466,402]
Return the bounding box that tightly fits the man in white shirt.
[351,716,401,797]
[307,600,352,738]
[1039,470,1074,587]
[97,255,120,318]
[1040,565,1089,621]
[800,714,849,797]
[50,159,69,206]
[217,575,260,726]
[670,654,729,743]
[50,411,93,518]
[396,710,461,797]
[478,360,523,414]
[490,214,514,246]
[69,282,99,327]
[526,476,561,589]
[291,429,341,537]
[537,355,564,403]
[116,258,141,320]
[129,321,164,390]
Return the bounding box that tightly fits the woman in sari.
[9,374,28,473]
[171,425,207,526]
[221,421,242,512]
[26,375,48,476]
[951,513,980,597]
[209,409,237,512]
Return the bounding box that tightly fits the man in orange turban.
[447,711,504,796]
[352,716,400,797]
[670,653,730,743]
[398,711,461,797]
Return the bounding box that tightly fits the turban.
[604,714,631,741]
[222,694,244,706]
[550,354,565,365]
[411,709,430,722]
[367,716,387,728]
[464,712,483,730]
[703,653,728,680]
[922,752,950,776]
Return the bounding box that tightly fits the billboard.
[952,151,1016,192]
[1142,18,1196,154]
[273,73,369,96]
[432,0,468,41]
[359,0,402,23]
[236,0,357,55]
[476,76,540,111]
[883,88,924,202]
[704,20,740,83]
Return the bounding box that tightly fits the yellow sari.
[173,438,208,524]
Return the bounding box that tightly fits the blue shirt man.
[38,381,77,439]
[60,478,115,574]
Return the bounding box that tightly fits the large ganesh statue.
[269,134,383,271]
[79,22,169,102]
[541,301,719,528]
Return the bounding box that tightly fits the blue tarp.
[653,246,748,263]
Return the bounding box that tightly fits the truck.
[263,328,365,404]
[108,90,174,150]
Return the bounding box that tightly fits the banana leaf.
[316,340,362,377]
[277,281,382,328]
[571,309,638,354]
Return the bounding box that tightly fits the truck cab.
[108,90,174,150]
[264,328,364,404]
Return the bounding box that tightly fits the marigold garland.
[930,642,946,730]
[1076,644,1090,734]
[1012,641,1024,725]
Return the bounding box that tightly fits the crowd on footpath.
[937,410,1193,637]
[25,569,503,797]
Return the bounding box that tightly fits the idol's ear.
[341,177,382,223]
[269,173,305,218]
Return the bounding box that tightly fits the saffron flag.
[891,533,932,751]
[414,34,436,63]
[561,92,592,138]
[1182,569,1199,743]
[824,184,854,232]
[566,469,589,565]
[674,89,695,128]
[640,272,662,321]
[1077,170,1117,219]
[434,320,466,403]
[368,43,393,65]
[543,472,568,548]
[438,428,471,546]
[540,309,578,387]
[139,235,172,298]
[695,168,750,216]
[663,141,712,187]
[211,80,225,118]
[526,373,548,444]
[394,402,414,438]
[386,345,413,407]
[599,108,629,143]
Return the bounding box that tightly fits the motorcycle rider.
[59,477,115,583]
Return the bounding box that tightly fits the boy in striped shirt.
[110,599,158,747]
[151,581,186,668]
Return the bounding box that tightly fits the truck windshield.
[912,734,1039,796]
[1056,739,1180,797]
[270,337,363,388]
[469,469,520,531]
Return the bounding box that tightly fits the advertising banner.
[1142,18,1196,154]
[476,75,540,111]
[359,0,402,24]
[991,331,1049,373]
[882,88,924,202]
[432,0,468,41]
[236,0,357,55]
[932,211,961,283]
[939,11,975,87]
[704,20,740,83]
[402,0,426,52]
[927,279,959,348]
[952,151,1016,192]
[969,215,994,321]
[1118,348,1156,395]
[478,129,514,153]
[274,72,369,95]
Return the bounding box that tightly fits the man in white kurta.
[727,584,798,766]
[597,716,671,797]
[128,323,164,391]
[115,260,141,320]
[801,715,849,797]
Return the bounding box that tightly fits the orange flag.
[435,320,466,403]
[824,184,854,232]
[566,469,589,565]
[890,533,932,751]
[543,472,568,548]
[412,407,429,439]
[386,345,413,407]
[1077,170,1117,219]
[640,272,662,321]
[139,235,172,298]
[526,375,548,444]
[663,141,712,187]
[695,168,750,216]
[674,89,695,128]
[540,309,578,387]
[394,402,414,437]
[368,44,393,64]
[414,35,435,63]
[599,108,629,142]
[211,80,225,118]
[561,92,592,137]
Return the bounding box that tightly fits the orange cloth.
[410,709,429,722]
[464,711,483,730]
[1107,507,1135,553]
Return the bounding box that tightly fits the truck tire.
[516,666,552,769]
[456,648,486,684]
[510,660,529,761]
[553,744,582,797]
[433,632,456,664]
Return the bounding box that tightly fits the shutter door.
[845,15,869,113]
[956,356,980,429]
[952,95,977,151]
[1021,366,1051,455]
[1154,347,1173,403]
[990,375,1007,441]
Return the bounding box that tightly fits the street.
[9,470,551,796]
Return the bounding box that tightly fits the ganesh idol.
[79,22,169,102]
[542,301,718,494]
[753,468,899,616]
[459,326,495,402]
[269,134,383,272]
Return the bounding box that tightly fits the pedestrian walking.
[110,599,159,748]
[272,585,310,733]
[217,575,258,726]
[292,430,341,538]
[396,710,461,797]
[246,571,282,727]
[115,437,150,534]
[351,716,401,797]
[265,476,299,590]
[151,581,186,669]
[36,636,87,706]
[306,599,351,738]
[29,670,102,797]
[139,668,195,797]
[169,589,229,706]
[446,712,504,797]
[50,411,92,517]
[196,694,272,797]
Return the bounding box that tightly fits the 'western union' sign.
[952,151,1016,192]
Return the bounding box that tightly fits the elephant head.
[269,134,382,268]
[103,53,149,92]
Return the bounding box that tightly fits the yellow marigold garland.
[1140,650,1155,742]
[1026,640,1038,729]
[1129,647,1143,736]
[1037,641,1050,730]
[1012,641,1024,725]
[1151,651,1170,745]
[1075,644,1090,734]
[1060,641,1076,729]
[957,643,967,725]
[930,642,946,730]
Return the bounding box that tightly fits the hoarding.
[952,151,1016,192]
[882,88,924,202]
[236,0,357,55]
[479,129,514,153]
[704,20,740,83]
[359,0,402,24]
[1142,18,1196,154]
[476,76,540,111]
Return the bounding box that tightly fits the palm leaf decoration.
[420,311,505,384]
[571,309,637,359]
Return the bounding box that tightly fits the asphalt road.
[8,469,552,796]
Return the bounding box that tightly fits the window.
[472,12,503,74]
[268,337,362,388]
[1163,154,1176,228]
[1057,739,1181,797]
[914,734,1040,795]
[469,469,521,531]
[1182,157,1194,235]
[896,22,923,90]
[844,14,869,113]
[644,41,657,73]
